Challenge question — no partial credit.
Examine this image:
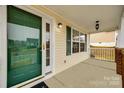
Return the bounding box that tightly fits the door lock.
[43,44,45,50]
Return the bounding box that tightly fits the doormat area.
[31,82,49,88]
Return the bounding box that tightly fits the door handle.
[40,44,45,52]
[42,43,46,50]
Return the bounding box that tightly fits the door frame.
[43,18,54,74]
[0,5,56,88]
[0,6,7,88]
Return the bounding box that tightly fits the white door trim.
[0,5,7,88]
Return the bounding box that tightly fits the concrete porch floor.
[44,58,122,88]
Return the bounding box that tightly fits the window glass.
[80,33,85,43]
[73,29,79,42]
[7,6,42,87]
[73,42,79,53]
[72,29,79,53]
[46,23,50,66]
[80,43,84,52]
[80,33,87,52]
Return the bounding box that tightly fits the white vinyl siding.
[55,25,90,74]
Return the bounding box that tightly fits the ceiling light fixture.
[95,20,100,31]
[58,23,63,28]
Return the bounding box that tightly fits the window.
[73,29,79,42]
[80,33,87,52]
[66,26,87,55]
[73,29,79,53]
[80,33,86,43]
[73,42,79,53]
[46,23,50,66]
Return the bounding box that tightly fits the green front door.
[7,6,42,87]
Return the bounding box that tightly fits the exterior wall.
[55,25,90,74]
[91,42,116,47]
[90,31,116,43]
[90,31,117,47]
[0,5,90,87]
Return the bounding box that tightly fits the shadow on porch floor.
[44,58,122,88]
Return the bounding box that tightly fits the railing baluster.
[90,46,115,62]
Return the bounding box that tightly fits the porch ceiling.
[45,5,124,33]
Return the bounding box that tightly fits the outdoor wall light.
[58,23,63,28]
[95,20,99,31]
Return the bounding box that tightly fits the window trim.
[72,29,80,53]
[66,26,87,56]
[79,33,87,52]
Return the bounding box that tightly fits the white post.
[88,34,90,57]
[0,5,7,88]
[116,11,124,48]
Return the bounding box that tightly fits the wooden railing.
[90,46,115,62]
